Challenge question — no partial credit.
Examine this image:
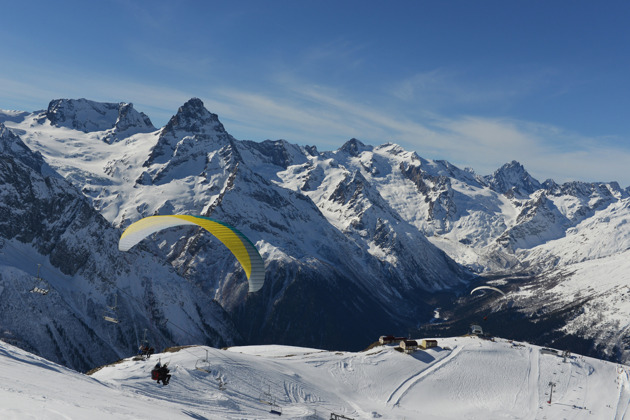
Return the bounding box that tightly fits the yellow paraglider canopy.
[118,215,265,292]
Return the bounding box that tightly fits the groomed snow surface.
[1,336,629,420]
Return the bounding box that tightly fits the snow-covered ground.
[1,336,628,419]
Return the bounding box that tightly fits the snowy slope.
[507,199,630,362]
[510,251,630,361]
[2,336,629,420]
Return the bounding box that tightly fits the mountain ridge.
[2,97,630,367]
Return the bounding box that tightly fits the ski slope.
[1,336,629,419]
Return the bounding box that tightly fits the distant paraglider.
[118,215,265,293]
[470,284,508,322]
[470,285,506,298]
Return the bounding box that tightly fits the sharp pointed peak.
[485,160,541,196]
[338,138,372,156]
[163,97,225,135]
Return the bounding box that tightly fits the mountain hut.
[420,339,438,349]
[400,340,418,353]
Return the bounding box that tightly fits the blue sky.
[1,0,629,185]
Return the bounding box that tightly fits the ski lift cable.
[1,240,218,341]
[0,242,52,292]
[0,238,236,368]
[84,274,186,355]
[107,281,241,362]
[0,241,185,360]
[105,279,227,364]
[1,241,130,324]
[0,241,148,352]
[109,281,274,392]
[6,238,166,351]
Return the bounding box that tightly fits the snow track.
[386,343,462,406]
[520,345,540,419]
[615,367,630,420]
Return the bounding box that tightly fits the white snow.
[2,336,629,420]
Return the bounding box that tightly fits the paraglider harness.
[151,361,171,385]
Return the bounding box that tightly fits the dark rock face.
[163,98,226,135]
[338,138,371,157]
[0,123,107,274]
[144,98,233,170]
[400,163,457,231]
[484,160,541,197]
[111,102,155,135]
[233,260,413,352]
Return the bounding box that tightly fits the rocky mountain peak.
[0,123,47,173]
[162,97,226,136]
[141,98,237,183]
[338,138,372,157]
[484,160,541,197]
[0,123,24,153]
[111,103,155,135]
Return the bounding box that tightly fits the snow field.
[2,335,628,419]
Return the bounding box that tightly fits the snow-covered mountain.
[43,98,155,142]
[2,336,629,419]
[0,122,239,371]
[1,99,471,362]
[2,97,630,367]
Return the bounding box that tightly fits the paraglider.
[470,285,506,297]
[118,215,265,293]
[470,284,508,324]
[151,361,171,385]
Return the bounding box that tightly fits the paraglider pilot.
[151,361,171,385]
